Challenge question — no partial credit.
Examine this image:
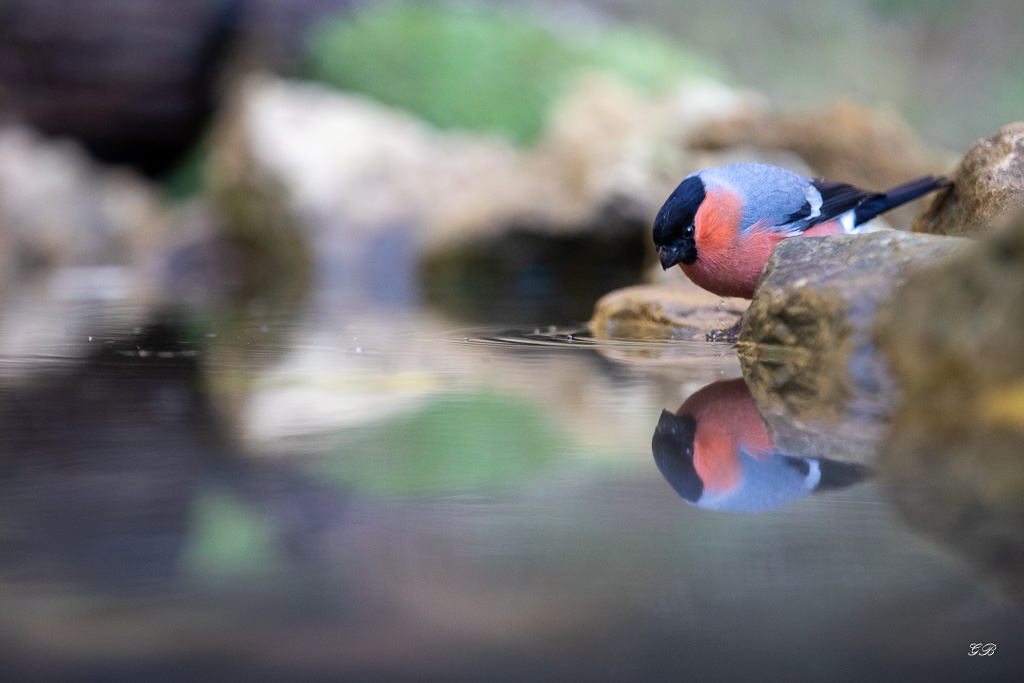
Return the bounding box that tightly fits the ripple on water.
[447,326,740,364]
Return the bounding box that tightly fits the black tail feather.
[814,459,871,492]
[854,175,949,225]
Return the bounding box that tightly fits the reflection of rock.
[877,214,1024,604]
[748,386,882,466]
[652,379,869,513]
[689,101,954,231]
[739,231,968,423]
[0,322,358,592]
[588,282,746,341]
[884,425,1024,606]
[0,325,214,591]
[914,122,1024,237]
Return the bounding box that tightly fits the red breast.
[678,378,775,494]
[680,190,846,298]
[679,188,774,298]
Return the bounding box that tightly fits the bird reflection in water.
[652,379,869,513]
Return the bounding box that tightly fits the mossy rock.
[303,3,720,145]
[875,214,1024,604]
[588,283,746,341]
[739,231,968,433]
[914,122,1024,237]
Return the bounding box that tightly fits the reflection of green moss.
[312,390,567,497]
[181,490,280,578]
[303,4,719,145]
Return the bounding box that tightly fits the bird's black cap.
[653,176,704,269]
[652,410,702,503]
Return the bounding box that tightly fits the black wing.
[776,179,882,232]
[810,179,884,226]
[780,176,946,232]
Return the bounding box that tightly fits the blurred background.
[3,0,1023,158]
[1,0,1020,321]
[1,1,1023,680]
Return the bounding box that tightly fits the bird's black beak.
[653,410,697,452]
[658,246,680,270]
[657,243,695,269]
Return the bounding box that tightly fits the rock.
[741,231,970,385]
[751,392,881,467]
[420,77,761,322]
[913,122,1024,237]
[208,73,562,305]
[0,126,168,300]
[876,212,1024,421]
[212,73,755,238]
[209,74,569,240]
[0,0,244,176]
[208,73,757,320]
[421,203,652,324]
[532,76,758,224]
[0,124,310,365]
[739,231,968,436]
[207,74,559,317]
[588,282,746,341]
[874,214,1024,603]
[207,80,316,299]
[875,213,1024,443]
[0,126,181,362]
[689,101,955,231]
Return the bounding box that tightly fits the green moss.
[309,390,567,497]
[566,24,718,94]
[303,4,719,145]
[161,142,207,202]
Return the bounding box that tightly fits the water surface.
[0,293,1020,682]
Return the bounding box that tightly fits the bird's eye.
[683,225,695,239]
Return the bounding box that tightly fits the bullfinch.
[651,379,868,513]
[653,162,947,298]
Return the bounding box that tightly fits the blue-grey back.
[697,163,814,233]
